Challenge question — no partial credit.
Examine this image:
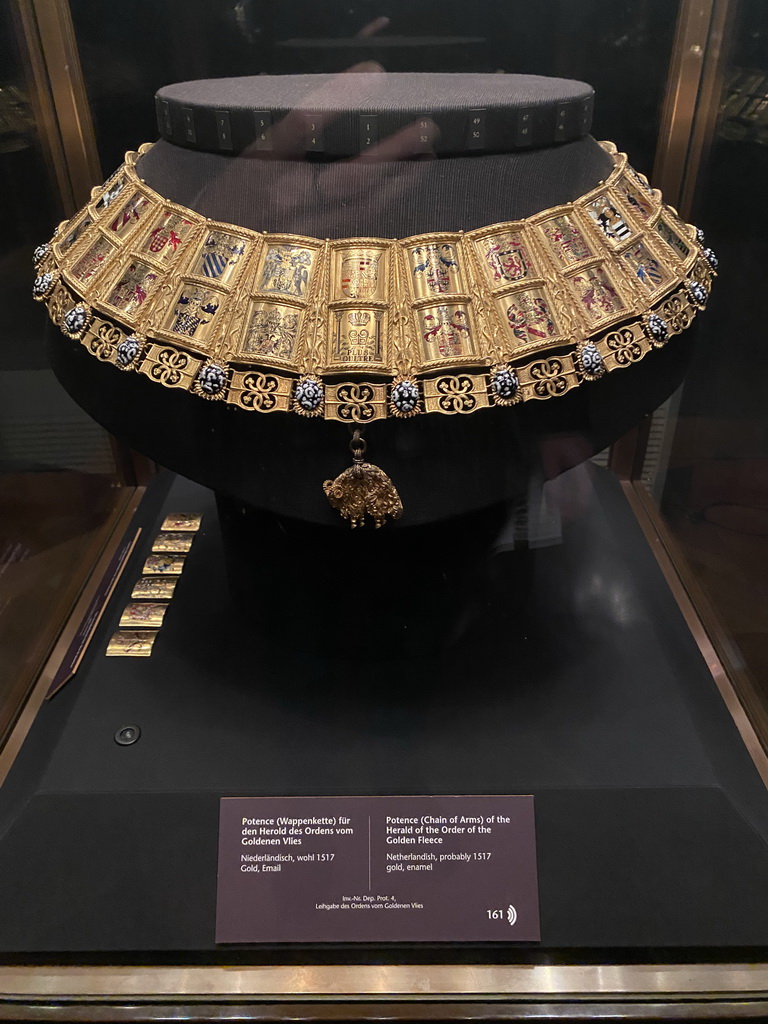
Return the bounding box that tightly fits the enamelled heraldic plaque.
[216,795,540,943]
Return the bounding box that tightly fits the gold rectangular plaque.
[537,212,593,266]
[567,264,626,325]
[585,194,634,247]
[621,240,670,297]
[152,532,194,553]
[241,300,302,364]
[188,230,249,286]
[329,308,386,368]
[161,512,202,532]
[142,553,185,575]
[418,304,476,363]
[105,260,159,316]
[93,174,125,212]
[257,242,319,300]
[406,239,465,298]
[106,630,157,657]
[119,603,168,628]
[58,214,93,254]
[473,230,533,288]
[332,245,388,301]
[71,235,117,283]
[131,577,177,600]
[164,284,224,345]
[495,287,561,347]
[107,192,152,239]
[138,209,195,264]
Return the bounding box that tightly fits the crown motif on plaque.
[348,310,372,326]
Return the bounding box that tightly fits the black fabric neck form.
[137,137,615,239]
[142,72,609,235]
[154,71,594,157]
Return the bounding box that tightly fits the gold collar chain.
[34,141,716,424]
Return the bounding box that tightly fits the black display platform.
[2,465,768,960]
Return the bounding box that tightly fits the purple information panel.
[216,795,539,943]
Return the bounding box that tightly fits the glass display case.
[0,1,145,756]
[3,0,768,1019]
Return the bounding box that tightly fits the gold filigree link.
[139,343,200,390]
[86,319,123,362]
[461,230,507,364]
[422,373,489,415]
[298,238,330,375]
[229,368,291,413]
[659,286,696,334]
[693,254,715,286]
[602,324,649,369]
[520,356,577,401]
[47,280,73,325]
[325,382,387,423]
[154,348,190,386]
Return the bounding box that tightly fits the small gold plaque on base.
[119,602,168,628]
[152,532,194,553]
[142,553,185,575]
[161,512,202,532]
[106,631,157,657]
[131,577,177,600]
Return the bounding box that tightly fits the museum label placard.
[216,795,539,942]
